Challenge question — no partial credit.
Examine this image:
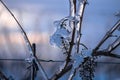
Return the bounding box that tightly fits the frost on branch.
[50,0,92,79]
[68,49,93,80]
[50,16,79,49]
[68,53,83,80]
[50,25,71,48]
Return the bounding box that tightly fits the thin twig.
[79,43,88,49]
[97,61,120,64]
[94,20,120,52]
[0,1,49,79]
[50,64,73,80]
[93,51,120,59]
[107,36,120,52]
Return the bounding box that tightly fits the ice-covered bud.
[50,22,71,48]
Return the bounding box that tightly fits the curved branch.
[0,1,49,80]
[0,0,33,55]
[79,43,88,50]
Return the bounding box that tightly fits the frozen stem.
[76,0,87,53]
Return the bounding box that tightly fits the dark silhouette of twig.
[107,36,120,52]
[0,70,9,80]
[93,20,120,53]
[0,0,33,52]
[93,51,120,59]
[50,0,77,79]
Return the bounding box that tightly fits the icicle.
[0,0,49,79]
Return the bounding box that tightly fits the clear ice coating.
[68,53,83,80]
[55,27,71,38]
[50,34,63,48]
[50,15,82,48]
[72,53,83,68]
[50,17,76,48]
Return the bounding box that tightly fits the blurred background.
[0,0,120,80]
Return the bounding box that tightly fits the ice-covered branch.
[76,0,88,53]
[50,64,73,80]
[70,0,76,17]
[107,36,120,52]
[93,20,120,52]
[50,0,77,80]
[93,50,120,59]
[68,54,83,80]
[0,0,33,55]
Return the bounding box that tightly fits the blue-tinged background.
[0,0,120,80]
